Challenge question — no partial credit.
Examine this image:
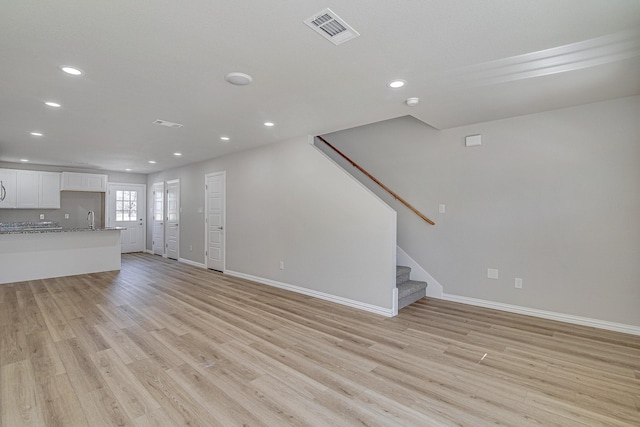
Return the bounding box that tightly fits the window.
[115,190,137,222]
[154,188,163,221]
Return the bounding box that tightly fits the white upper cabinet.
[39,172,61,208]
[0,169,61,209]
[61,172,107,192]
[16,170,39,208]
[0,169,17,208]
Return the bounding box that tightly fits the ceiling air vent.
[304,8,360,45]
[153,119,183,128]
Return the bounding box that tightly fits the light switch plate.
[439,204,445,213]
[466,134,482,147]
[487,268,499,279]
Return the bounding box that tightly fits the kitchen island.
[0,227,123,284]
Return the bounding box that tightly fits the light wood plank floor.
[1,253,639,426]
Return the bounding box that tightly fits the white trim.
[442,293,640,336]
[226,270,395,317]
[396,246,443,298]
[179,257,206,269]
[392,287,399,316]
[144,249,154,255]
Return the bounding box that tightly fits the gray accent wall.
[322,96,640,327]
[147,136,397,310]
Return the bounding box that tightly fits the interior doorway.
[205,172,225,271]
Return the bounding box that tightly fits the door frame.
[105,182,146,253]
[205,171,226,271]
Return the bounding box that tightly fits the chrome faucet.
[87,211,95,229]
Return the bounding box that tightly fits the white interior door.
[152,182,165,256]
[166,179,180,260]
[107,183,146,253]
[205,172,225,271]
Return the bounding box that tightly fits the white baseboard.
[179,258,206,269]
[144,249,154,255]
[226,270,395,317]
[442,293,640,336]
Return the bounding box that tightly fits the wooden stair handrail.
[316,135,435,225]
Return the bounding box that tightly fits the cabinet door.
[61,172,107,192]
[39,172,61,208]
[0,169,17,208]
[86,174,107,192]
[16,170,39,208]
[61,172,84,190]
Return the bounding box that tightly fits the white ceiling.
[1,0,639,174]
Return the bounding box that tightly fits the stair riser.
[396,272,410,285]
[398,289,426,309]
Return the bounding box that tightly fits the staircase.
[397,266,427,309]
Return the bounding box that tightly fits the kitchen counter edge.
[0,227,126,235]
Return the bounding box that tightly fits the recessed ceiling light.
[387,80,406,88]
[60,66,83,76]
[44,101,61,108]
[125,168,132,172]
[152,119,183,128]
[20,159,29,162]
[264,122,275,127]
[220,136,230,141]
[148,160,156,164]
[173,152,182,157]
[30,132,43,136]
[225,72,253,86]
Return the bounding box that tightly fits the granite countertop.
[0,222,126,234]
[0,228,126,235]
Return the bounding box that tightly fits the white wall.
[147,136,397,311]
[322,96,640,327]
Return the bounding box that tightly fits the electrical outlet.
[64,213,69,219]
[279,261,285,270]
[439,204,445,213]
[39,214,45,220]
[515,278,523,289]
[189,245,193,251]
[487,268,499,279]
